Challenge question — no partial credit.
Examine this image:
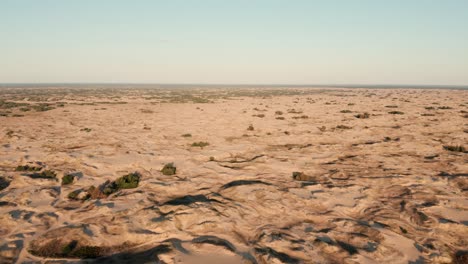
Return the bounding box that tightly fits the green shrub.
[340,110,352,113]
[336,125,352,130]
[68,189,81,200]
[161,163,177,175]
[191,141,209,147]
[443,145,466,153]
[62,174,75,185]
[181,133,192,137]
[388,111,404,115]
[354,113,370,119]
[115,172,141,189]
[16,165,42,171]
[438,106,452,110]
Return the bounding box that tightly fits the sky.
[0,0,467,85]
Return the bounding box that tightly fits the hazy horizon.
[1,0,467,85]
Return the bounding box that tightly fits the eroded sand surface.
[0,86,467,263]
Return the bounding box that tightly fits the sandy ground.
[0,86,467,264]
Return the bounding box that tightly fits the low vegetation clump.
[340,110,352,113]
[161,163,177,175]
[443,145,466,153]
[181,133,192,137]
[425,106,435,110]
[292,115,309,119]
[191,141,209,147]
[16,165,42,172]
[103,172,141,195]
[421,113,435,116]
[253,114,265,118]
[385,105,398,108]
[336,125,352,130]
[292,171,312,181]
[67,189,82,200]
[62,174,75,185]
[276,116,285,120]
[438,106,452,110]
[275,111,283,115]
[80,128,92,132]
[32,104,55,112]
[247,124,254,131]
[388,111,404,115]
[354,113,370,119]
[29,170,57,180]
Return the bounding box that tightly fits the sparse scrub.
[340,110,352,113]
[103,172,141,195]
[354,113,370,119]
[80,128,92,132]
[181,133,192,137]
[388,111,404,115]
[292,115,308,119]
[62,174,75,185]
[443,145,466,153]
[161,163,177,175]
[247,124,254,131]
[191,141,209,147]
[275,111,283,115]
[336,125,352,130]
[16,165,42,172]
[275,116,285,120]
[438,106,452,110]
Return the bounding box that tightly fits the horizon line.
[0,82,467,88]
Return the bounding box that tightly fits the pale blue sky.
[1,0,467,84]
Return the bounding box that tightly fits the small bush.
[115,172,141,189]
[62,174,75,185]
[253,114,265,118]
[68,189,81,200]
[28,170,57,180]
[385,105,398,108]
[354,113,370,119]
[181,133,192,137]
[425,106,435,110]
[443,145,466,153]
[161,163,177,175]
[80,128,92,132]
[275,111,283,115]
[336,125,352,130]
[103,172,141,195]
[388,111,404,115]
[275,117,285,120]
[292,115,308,119]
[191,141,209,147]
[340,110,352,113]
[16,165,42,172]
[438,106,452,110]
[247,124,254,131]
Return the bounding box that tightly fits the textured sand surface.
[0,86,467,263]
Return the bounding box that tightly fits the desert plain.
[0,86,467,264]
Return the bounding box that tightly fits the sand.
[0,86,467,263]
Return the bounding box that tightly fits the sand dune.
[0,87,467,263]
